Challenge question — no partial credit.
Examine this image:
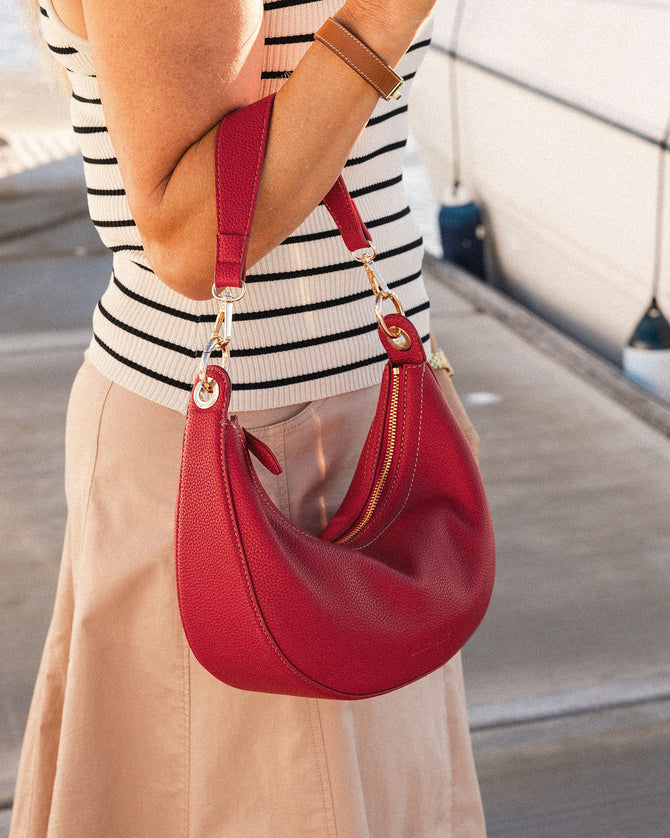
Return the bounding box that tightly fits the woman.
[11,0,485,834]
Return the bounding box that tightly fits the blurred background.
[2,0,670,835]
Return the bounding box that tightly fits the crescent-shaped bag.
[175,94,495,700]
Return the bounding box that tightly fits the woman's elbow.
[137,212,216,301]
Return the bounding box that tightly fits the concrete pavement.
[426,253,670,836]
[1,155,670,835]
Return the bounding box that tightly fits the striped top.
[39,0,432,413]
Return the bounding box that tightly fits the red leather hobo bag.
[175,95,495,700]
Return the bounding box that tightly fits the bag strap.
[214,93,372,289]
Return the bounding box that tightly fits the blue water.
[0,0,41,66]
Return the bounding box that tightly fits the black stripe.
[110,261,423,324]
[72,91,102,105]
[73,125,108,134]
[88,187,126,196]
[235,353,384,390]
[94,323,381,392]
[367,206,412,229]
[67,68,96,78]
[282,206,411,245]
[131,260,155,274]
[100,298,378,360]
[47,43,78,55]
[93,321,430,395]
[265,34,313,45]
[403,300,430,318]
[345,139,407,168]
[98,301,199,357]
[261,70,292,80]
[236,299,430,358]
[83,155,118,165]
[282,226,346,246]
[112,273,209,323]
[238,322,378,357]
[350,174,403,199]
[248,235,420,283]
[234,323,431,391]
[239,288,369,321]
[263,0,320,9]
[383,237,423,259]
[407,38,432,54]
[92,218,136,228]
[93,333,193,391]
[238,268,422,321]
[388,268,422,291]
[110,244,144,253]
[39,5,48,16]
[367,105,408,128]
[403,71,417,83]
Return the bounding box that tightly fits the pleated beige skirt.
[10,359,485,838]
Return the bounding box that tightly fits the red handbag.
[175,95,495,700]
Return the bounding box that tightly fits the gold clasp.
[207,282,246,354]
[353,244,410,350]
[196,282,246,403]
[209,282,246,344]
[374,294,410,349]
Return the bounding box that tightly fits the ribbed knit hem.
[85,331,431,415]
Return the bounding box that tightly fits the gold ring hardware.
[194,377,220,409]
[375,295,411,351]
[211,283,247,304]
[360,254,397,303]
[204,281,246,372]
[352,244,377,265]
[389,328,411,351]
[210,283,246,341]
[352,241,409,349]
[356,249,406,307]
[197,336,229,406]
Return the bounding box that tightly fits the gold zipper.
[338,366,400,544]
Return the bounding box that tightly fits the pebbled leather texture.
[176,316,495,698]
[214,97,274,289]
[176,97,496,699]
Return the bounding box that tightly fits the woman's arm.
[68,0,436,299]
[429,333,480,461]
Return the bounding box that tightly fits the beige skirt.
[10,360,485,838]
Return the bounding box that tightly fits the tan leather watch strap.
[315,17,404,101]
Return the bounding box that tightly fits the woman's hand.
[338,0,439,54]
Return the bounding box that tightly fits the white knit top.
[39,0,432,413]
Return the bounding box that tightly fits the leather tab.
[217,232,248,263]
[378,313,427,365]
[244,429,283,475]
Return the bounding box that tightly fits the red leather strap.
[321,175,372,253]
[214,94,371,289]
[214,96,275,289]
